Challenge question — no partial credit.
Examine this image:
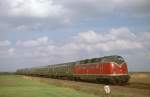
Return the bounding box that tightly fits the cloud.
[16,36,50,47]
[7,27,145,59]
[1,0,149,18]
[8,48,16,56]
[0,0,149,33]
[0,27,150,71]
[0,0,64,18]
[0,0,149,71]
[0,27,146,59]
[114,0,150,17]
[73,27,143,51]
[56,0,115,20]
[0,40,11,46]
[140,32,150,49]
[0,0,68,33]
[15,36,55,59]
[0,41,15,58]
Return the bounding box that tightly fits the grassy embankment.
[0,75,99,97]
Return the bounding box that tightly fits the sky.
[0,0,150,72]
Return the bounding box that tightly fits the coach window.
[84,59,88,64]
[95,58,100,62]
[80,60,84,64]
[76,61,80,65]
[88,59,92,63]
[91,58,96,63]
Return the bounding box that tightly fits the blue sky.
[0,0,150,72]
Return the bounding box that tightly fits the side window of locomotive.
[101,58,112,63]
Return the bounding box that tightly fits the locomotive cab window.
[113,56,126,65]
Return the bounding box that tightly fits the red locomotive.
[16,55,130,84]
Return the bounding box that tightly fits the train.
[16,55,130,84]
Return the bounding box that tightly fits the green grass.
[1,74,149,97]
[19,75,149,97]
[0,75,99,97]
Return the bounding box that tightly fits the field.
[0,75,99,97]
[0,72,150,97]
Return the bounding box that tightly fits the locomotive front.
[73,55,130,84]
[108,56,130,84]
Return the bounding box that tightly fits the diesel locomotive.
[16,55,130,84]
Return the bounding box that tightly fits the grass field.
[0,73,150,97]
[129,72,150,84]
[0,75,99,97]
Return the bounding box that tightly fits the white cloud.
[0,0,149,33]
[0,28,148,59]
[1,0,64,18]
[0,0,149,71]
[0,27,150,71]
[57,0,115,20]
[0,40,11,46]
[73,27,143,51]
[114,0,150,17]
[75,31,100,43]
[16,36,50,47]
[139,32,150,49]
[0,28,142,63]
[8,48,15,56]
[0,0,69,33]
[11,28,145,59]
[1,0,149,18]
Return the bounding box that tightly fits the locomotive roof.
[48,55,124,66]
